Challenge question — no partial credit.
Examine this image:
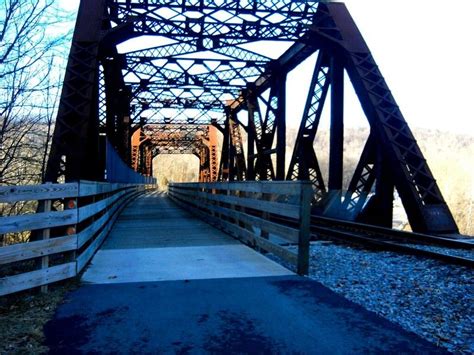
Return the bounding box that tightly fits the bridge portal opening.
[153,154,199,191]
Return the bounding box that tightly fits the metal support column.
[230,118,246,181]
[219,110,231,181]
[373,148,394,227]
[328,55,344,192]
[246,90,257,180]
[208,125,219,182]
[275,74,286,180]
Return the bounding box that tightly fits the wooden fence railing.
[168,181,312,275]
[0,181,154,296]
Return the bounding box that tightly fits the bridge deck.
[45,191,440,353]
[82,191,292,283]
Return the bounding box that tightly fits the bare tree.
[0,0,72,187]
[1,1,73,247]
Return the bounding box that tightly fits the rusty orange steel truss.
[131,123,219,182]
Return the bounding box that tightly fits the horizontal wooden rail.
[0,181,155,296]
[0,235,76,265]
[0,183,79,203]
[179,181,306,196]
[168,181,312,275]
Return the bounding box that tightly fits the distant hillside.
[153,127,473,235]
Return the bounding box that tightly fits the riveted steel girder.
[46,0,460,233]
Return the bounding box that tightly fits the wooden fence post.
[297,182,312,275]
[65,196,78,264]
[40,198,52,293]
[260,184,270,240]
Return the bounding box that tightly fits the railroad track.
[310,215,474,268]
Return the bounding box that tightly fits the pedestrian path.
[45,191,442,354]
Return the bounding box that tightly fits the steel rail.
[267,214,474,268]
[311,215,474,249]
[311,224,474,268]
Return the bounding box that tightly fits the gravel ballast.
[269,240,473,353]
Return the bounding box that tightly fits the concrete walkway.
[45,191,444,354]
[81,191,292,283]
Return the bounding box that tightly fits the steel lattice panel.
[46,0,460,234]
[104,0,320,124]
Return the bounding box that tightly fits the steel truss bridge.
[45,0,459,235]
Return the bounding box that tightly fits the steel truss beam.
[105,0,320,124]
[144,124,207,154]
[223,2,457,233]
[109,0,319,43]
[240,73,286,182]
[286,50,329,204]
[102,54,132,163]
[45,0,107,182]
[47,0,320,183]
[219,107,246,181]
[302,3,457,233]
[47,1,459,233]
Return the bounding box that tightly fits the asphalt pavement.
[44,275,445,354]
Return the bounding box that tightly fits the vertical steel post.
[228,121,236,181]
[328,55,344,192]
[230,117,246,181]
[208,125,219,182]
[276,75,286,180]
[246,93,256,180]
[130,129,141,172]
[219,111,231,181]
[374,149,394,227]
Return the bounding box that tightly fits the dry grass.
[0,279,79,354]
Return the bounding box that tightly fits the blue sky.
[59,0,474,135]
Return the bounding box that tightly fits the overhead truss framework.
[46,0,459,234]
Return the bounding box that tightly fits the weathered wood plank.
[206,209,298,265]
[168,188,202,203]
[196,191,300,219]
[77,190,142,248]
[77,181,135,197]
[0,262,76,296]
[170,181,304,196]
[77,200,121,248]
[77,224,110,272]
[170,193,298,265]
[171,186,300,219]
[250,230,298,265]
[170,189,299,243]
[0,209,77,234]
[0,183,151,296]
[201,202,299,243]
[0,236,77,265]
[168,187,195,197]
[77,189,131,222]
[40,199,52,293]
[76,195,130,272]
[0,183,79,203]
